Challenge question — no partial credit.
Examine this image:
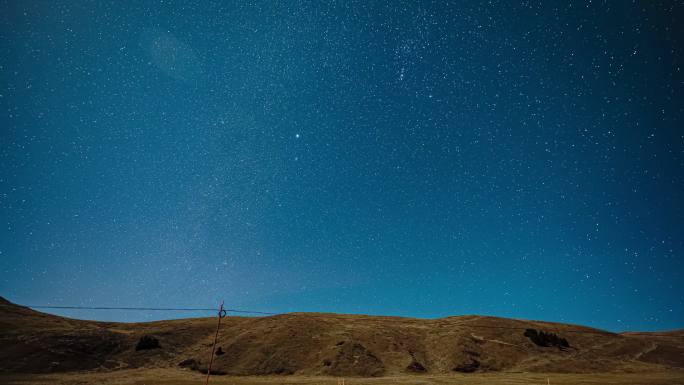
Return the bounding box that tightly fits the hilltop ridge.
[1,297,683,377]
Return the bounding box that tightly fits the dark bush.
[135,335,160,351]
[197,367,227,375]
[271,367,294,375]
[524,329,569,349]
[453,358,480,373]
[406,358,427,373]
[179,358,200,370]
[180,359,227,375]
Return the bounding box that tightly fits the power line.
[27,305,277,315]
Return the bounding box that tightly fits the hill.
[1,296,683,377]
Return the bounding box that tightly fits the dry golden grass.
[2,368,684,385]
[3,297,684,384]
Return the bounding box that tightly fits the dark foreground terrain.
[1,297,683,384]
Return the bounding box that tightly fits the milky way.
[1,1,682,331]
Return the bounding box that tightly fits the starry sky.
[1,1,682,332]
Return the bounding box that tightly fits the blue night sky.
[1,1,682,332]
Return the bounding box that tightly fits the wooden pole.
[205,301,225,385]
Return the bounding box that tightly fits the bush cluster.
[523,329,569,349]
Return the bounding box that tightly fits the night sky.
[1,1,682,332]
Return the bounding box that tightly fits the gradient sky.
[1,1,682,332]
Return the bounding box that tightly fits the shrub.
[135,335,160,351]
[524,329,569,349]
